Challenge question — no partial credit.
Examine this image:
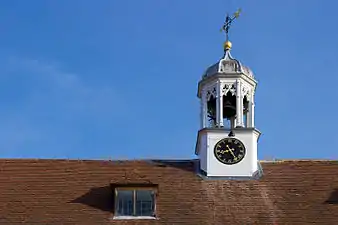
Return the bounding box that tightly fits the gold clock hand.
[226,145,237,159]
[226,145,235,151]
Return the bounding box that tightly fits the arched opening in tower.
[243,95,249,127]
[207,96,216,127]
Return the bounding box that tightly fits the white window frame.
[113,187,157,220]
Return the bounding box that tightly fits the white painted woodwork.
[195,47,261,178]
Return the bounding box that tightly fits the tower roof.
[202,42,254,80]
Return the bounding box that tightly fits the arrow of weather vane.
[220,8,242,40]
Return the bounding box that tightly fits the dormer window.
[112,185,157,219]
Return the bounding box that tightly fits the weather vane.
[220,8,241,42]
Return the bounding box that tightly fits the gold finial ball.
[224,40,232,50]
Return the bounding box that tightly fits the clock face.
[214,138,246,165]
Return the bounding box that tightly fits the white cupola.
[195,11,262,179]
[198,40,256,129]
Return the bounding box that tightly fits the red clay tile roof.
[0,159,337,224]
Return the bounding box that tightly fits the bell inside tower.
[223,92,236,118]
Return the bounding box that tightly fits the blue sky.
[0,0,337,160]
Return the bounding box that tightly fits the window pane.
[135,190,154,216]
[116,190,133,216]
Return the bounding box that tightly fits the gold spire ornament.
[220,8,241,51]
[223,40,232,50]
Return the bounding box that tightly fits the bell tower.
[195,10,262,179]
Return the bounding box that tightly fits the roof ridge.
[260,159,338,163]
[0,158,336,163]
[0,158,197,162]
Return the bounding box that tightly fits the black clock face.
[214,138,246,165]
